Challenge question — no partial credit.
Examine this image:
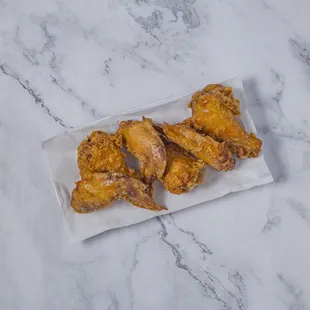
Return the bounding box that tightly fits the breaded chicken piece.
[117,118,167,183]
[71,172,166,213]
[189,84,262,158]
[162,140,206,194]
[78,130,153,195]
[77,131,129,177]
[163,123,235,171]
[73,131,162,212]
[152,123,206,194]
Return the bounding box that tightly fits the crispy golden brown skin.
[189,84,262,158]
[71,173,166,213]
[117,118,167,183]
[74,131,162,212]
[77,130,154,195]
[153,123,206,194]
[77,131,129,177]
[163,123,235,171]
[162,140,206,194]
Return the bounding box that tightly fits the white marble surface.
[1,0,310,309]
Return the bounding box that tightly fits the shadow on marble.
[243,78,283,182]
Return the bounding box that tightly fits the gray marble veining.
[1,0,310,309]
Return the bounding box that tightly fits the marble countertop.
[1,0,310,309]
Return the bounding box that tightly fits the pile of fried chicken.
[71,84,262,213]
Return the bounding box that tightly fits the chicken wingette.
[71,173,166,213]
[117,117,167,184]
[163,122,235,171]
[72,130,164,213]
[152,123,206,194]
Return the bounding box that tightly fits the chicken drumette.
[77,131,129,177]
[189,84,262,158]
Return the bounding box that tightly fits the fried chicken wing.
[152,124,206,194]
[163,123,235,171]
[189,84,262,158]
[77,131,129,177]
[117,118,167,183]
[162,140,206,194]
[71,172,166,213]
[74,131,162,212]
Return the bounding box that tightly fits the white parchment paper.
[42,77,273,243]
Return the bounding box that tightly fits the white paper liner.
[42,77,273,243]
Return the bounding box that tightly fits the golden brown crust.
[71,83,263,215]
[162,140,206,194]
[152,121,207,194]
[77,131,129,177]
[117,118,167,183]
[71,173,166,213]
[73,130,163,213]
[163,123,235,171]
[190,84,241,115]
[189,84,262,158]
[178,117,193,127]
